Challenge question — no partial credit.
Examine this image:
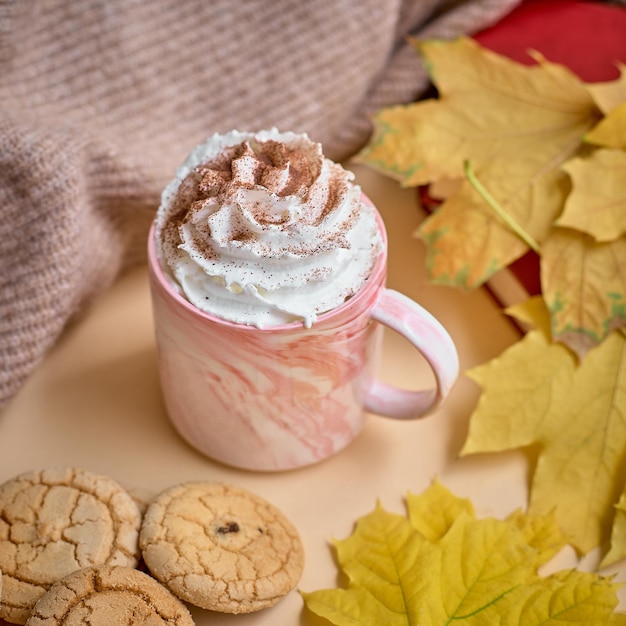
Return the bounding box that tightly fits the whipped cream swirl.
[155,129,382,328]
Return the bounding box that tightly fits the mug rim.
[147,194,389,333]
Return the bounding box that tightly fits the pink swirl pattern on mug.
[150,256,384,469]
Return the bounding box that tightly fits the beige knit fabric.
[0,0,520,410]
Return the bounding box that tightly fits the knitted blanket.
[0,0,519,410]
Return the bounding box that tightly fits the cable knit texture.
[0,0,520,410]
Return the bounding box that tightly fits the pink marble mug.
[147,197,459,471]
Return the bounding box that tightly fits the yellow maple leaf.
[585,64,626,115]
[504,508,565,568]
[602,489,626,568]
[356,37,601,289]
[406,478,474,542]
[505,295,552,335]
[418,178,548,289]
[463,297,626,554]
[527,330,626,554]
[559,149,626,242]
[541,227,626,358]
[301,482,623,625]
[585,103,626,149]
[462,309,576,456]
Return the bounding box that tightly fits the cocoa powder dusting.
[163,135,351,246]
[161,132,364,266]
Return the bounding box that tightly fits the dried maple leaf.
[585,103,626,149]
[603,489,626,568]
[462,299,626,555]
[418,179,547,289]
[541,227,626,358]
[585,64,626,115]
[406,478,474,542]
[559,149,626,242]
[301,481,623,625]
[356,37,601,290]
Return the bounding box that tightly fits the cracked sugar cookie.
[0,468,142,625]
[139,482,305,614]
[26,565,194,626]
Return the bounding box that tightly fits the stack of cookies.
[0,467,305,625]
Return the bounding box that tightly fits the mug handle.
[364,288,460,419]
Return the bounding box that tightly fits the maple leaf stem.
[464,160,541,254]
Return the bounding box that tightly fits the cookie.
[26,565,194,625]
[139,482,304,614]
[0,468,142,624]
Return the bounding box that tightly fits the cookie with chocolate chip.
[139,481,304,614]
[26,565,194,625]
[0,468,142,624]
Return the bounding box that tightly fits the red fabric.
[474,0,626,82]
